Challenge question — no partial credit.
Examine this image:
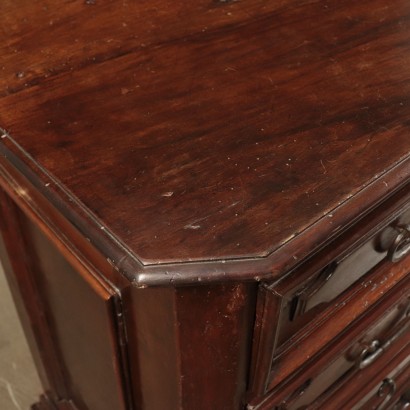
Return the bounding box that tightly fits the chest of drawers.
[0,0,409,409]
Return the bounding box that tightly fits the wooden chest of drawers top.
[0,0,409,287]
[1,2,409,410]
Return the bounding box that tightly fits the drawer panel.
[250,251,410,397]
[248,274,410,409]
[249,187,410,396]
[356,368,410,410]
[317,339,410,410]
[392,388,410,410]
[287,300,410,409]
[277,208,410,350]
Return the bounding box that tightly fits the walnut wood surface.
[249,273,410,409]
[1,3,409,409]
[0,0,409,284]
[0,193,132,409]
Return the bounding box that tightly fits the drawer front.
[250,245,410,397]
[392,389,410,410]
[287,298,410,409]
[317,340,410,410]
[277,207,410,350]
[355,369,410,410]
[249,188,410,396]
[248,275,410,410]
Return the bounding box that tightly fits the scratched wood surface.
[0,0,409,272]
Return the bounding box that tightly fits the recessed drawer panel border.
[248,184,410,399]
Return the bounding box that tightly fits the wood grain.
[1,2,410,408]
[249,272,410,409]
[0,0,409,285]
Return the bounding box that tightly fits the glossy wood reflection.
[0,0,409,272]
[0,1,409,409]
